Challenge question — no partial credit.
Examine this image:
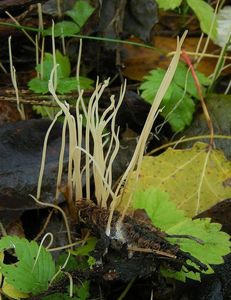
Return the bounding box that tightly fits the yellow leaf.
[2,281,29,300]
[121,142,231,216]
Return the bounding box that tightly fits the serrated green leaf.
[140,63,210,132]
[35,50,70,81]
[43,21,80,37]
[173,62,210,99]
[156,0,182,10]
[29,50,93,96]
[66,0,95,27]
[133,188,186,231]
[187,0,217,40]
[36,53,53,81]
[55,50,71,78]
[140,69,173,103]
[28,78,49,94]
[161,84,195,131]
[57,76,93,94]
[0,236,56,295]
[131,188,231,281]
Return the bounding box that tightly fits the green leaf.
[161,84,195,132]
[70,237,97,257]
[74,281,90,300]
[29,50,94,96]
[43,21,80,37]
[156,0,182,10]
[0,236,56,295]
[55,50,71,78]
[32,105,60,119]
[133,188,186,231]
[66,0,95,27]
[173,62,210,99]
[139,63,210,132]
[28,78,49,94]
[35,50,70,81]
[187,0,217,40]
[57,77,94,94]
[132,188,231,281]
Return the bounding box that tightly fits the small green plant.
[156,0,217,40]
[43,0,95,37]
[139,62,211,132]
[28,50,93,95]
[132,187,231,281]
[0,236,55,296]
[0,236,95,299]
[28,49,93,118]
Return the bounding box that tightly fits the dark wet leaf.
[176,94,231,159]
[196,198,231,234]
[0,119,68,224]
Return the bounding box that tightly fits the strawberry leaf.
[0,236,56,295]
[132,187,231,281]
[139,62,210,132]
[66,0,95,27]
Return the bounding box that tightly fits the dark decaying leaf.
[0,118,137,226]
[0,119,69,225]
[196,198,231,234]
[176,94,231,159]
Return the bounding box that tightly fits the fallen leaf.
[176,94,231,160]
[122,36,231,81]
[120,142,231,217]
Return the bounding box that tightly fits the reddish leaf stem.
[181,49,214,147]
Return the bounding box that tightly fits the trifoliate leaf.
[66,0,95,27]
[139,62,210,131]
[132,188,231,281]
[187,0,217,40]
[156,0,182,10]
[29,50,93,95]
[122,142,231,217]
[43,21,80,37]
[0,236,56,295]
